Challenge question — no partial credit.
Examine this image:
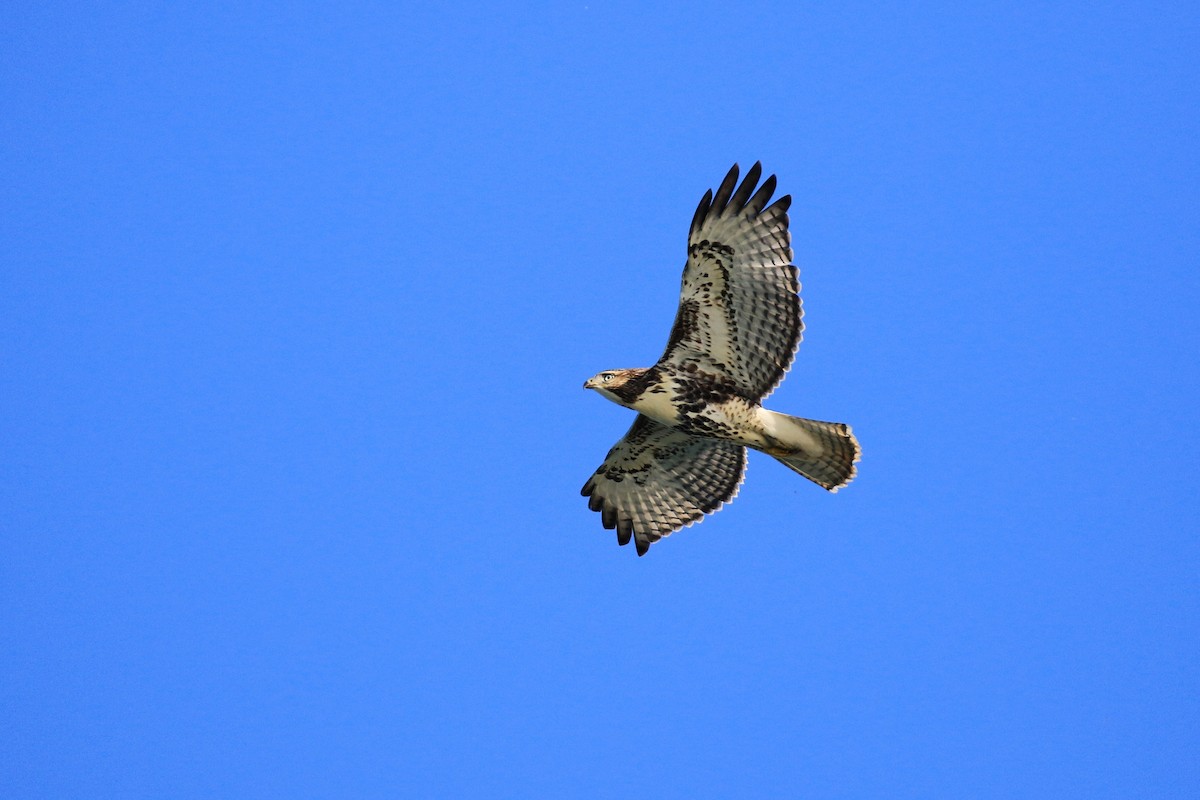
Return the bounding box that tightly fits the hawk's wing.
[581,415,747,556]
[659,162,802,400]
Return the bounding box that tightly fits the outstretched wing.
[659,162,802,400]
[581,415,746,556]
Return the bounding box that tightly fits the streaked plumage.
[582,163,861,556]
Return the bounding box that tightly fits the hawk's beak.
[583,378,594,390]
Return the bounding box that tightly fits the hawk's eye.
[602,373,613,382]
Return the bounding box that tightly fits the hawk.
[582,162,860,556]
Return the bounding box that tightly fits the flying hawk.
[582,162,860,556]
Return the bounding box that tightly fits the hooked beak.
[583,378,595,390]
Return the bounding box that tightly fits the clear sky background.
[3,3,1198,798]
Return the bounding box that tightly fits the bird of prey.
[582,162,860,556]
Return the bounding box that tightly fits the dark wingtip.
[617,526,632,546]
[690,188,713,234]
[727,161,763,212]
[635,538,650,556]
[710,163,740,217]
[747,173,777,215]
[601,505,617,529]
[617,517,633,546]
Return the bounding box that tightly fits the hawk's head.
[583,368,651,405]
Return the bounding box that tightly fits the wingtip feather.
[710,163,740,216]
[727,161,763,213]
[690,189,714,234]
[617,516,634,546]
[747,174,777,215]
[601,505,617,529]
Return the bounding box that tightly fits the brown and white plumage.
[663,161,801,400]
[580,415,746,555]
[582,163,860,556]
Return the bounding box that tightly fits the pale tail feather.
[761,411,861,491]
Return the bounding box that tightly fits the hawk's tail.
[760,411,861,491]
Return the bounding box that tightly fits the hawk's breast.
[627,382,679,426]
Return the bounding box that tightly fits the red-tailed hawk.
[582,163,860,556]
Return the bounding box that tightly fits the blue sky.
[2,2,1197,797]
